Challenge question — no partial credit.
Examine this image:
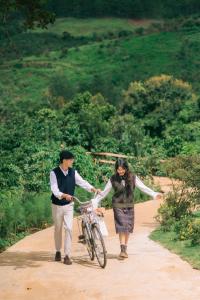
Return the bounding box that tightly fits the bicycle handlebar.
[72,191,98,205]
[72,196,91,205]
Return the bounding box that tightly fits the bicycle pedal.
[78,234,84,239]
[78,239,86,244]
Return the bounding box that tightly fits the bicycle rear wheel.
[81,221,95,261]
[92,223,107,268]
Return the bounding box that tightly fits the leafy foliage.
[156,155,200,246]
[0,0,55,29]
[1,15,200,252]
[47,1,200,18]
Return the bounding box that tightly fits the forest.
[0,1,200,262]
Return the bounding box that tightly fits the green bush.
[23,192,52,229]
[135,27,145,35]
[156,185,193,232]
[173,216,200,246]
[62,31,74,40]
[187,218,200,246]
[49,73,77,99]
[118,30,133,38]
[155,156,200,246]
[173,214,192,239]
[0,190,52,252]
[0,189,25,238]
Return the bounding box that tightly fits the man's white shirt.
[50,167,94,200]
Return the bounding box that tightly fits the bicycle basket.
[80,202,93,214]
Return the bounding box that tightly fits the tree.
[62,92,116,150]
[46,0,200,18]
[0,0,55,30]
[121,75,195,137]
[110,114,147,156]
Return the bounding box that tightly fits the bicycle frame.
[74,195,99,232]
[73,194,107,268]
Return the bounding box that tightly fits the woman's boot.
[124,245,128,258]
[119,244,126,259]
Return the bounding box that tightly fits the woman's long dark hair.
[114,158,135,195]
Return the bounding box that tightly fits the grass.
[150,212,200,270]
[34,17,138,37]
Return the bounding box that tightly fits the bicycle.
[73,195,107,269]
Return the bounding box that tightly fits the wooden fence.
[86,152,166,165]
[86,152,135,165]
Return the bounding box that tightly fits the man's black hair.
[59,150,75,163]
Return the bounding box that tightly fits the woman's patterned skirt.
[113,207,134,233]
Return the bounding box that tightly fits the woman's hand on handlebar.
[91,188,102,194]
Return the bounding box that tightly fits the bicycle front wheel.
[81,221,95,261]
[91,223,107,268]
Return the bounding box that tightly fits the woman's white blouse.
[92,176,159,208]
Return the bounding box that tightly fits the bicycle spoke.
[92,224,107,268]
[82,222,94,261]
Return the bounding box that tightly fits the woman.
[92,158,162,259]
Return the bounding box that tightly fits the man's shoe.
[64,255,72,265]
[55,251,61,261]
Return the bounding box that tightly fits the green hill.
[0,17,200,111]
[1,17,200,252]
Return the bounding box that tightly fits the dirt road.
[0,177,200,300]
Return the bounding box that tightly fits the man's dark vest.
[110,173,135,208]
[51,167,76,206]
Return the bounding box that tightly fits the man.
[50,150,100,265]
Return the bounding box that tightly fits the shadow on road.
[106,253,120,260]
[0,251,53,269]
[72,255,100,269]
[71,252,122,269]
